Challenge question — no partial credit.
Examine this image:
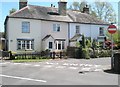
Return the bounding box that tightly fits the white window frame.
[22,22,30,33]
[17,39,34,50]
[49,42,53,49]
[76,25,80,34]
[53,24,60,32]
[99,27,104,36]
[55,41,65,50]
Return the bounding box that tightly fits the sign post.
[108,24,117,69]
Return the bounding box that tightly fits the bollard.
[60,52,62,59]
[50,52,52,58]
[114,52,120,73]
[52,52,55,59]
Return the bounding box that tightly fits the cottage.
[4,0,109,53]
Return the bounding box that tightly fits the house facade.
[4,0,109,53]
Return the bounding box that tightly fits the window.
[17,39,34,50]
[62,41,65,49]
[22,22,30,33]
[56,41,65,50]
[58,41,61,50]
[49,42,53,49]
[99,27,104,36]
[76,25,80,34]
[53,24,60,32]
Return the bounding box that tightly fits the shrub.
[75,47,82,58]
[82,48,90,59]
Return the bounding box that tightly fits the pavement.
[0,57,119,85]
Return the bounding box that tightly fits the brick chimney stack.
[58,0,67,16]
[19,0,28,9]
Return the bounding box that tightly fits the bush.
[98,50,111,57]
[82,48,90,59]
[75,47,82,58]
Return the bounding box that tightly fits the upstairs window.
[22,22,30,33]
[53,24,60,32]
[99,27,104,36]
[76,25,80,34]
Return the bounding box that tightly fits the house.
[0,32,5,50]
[4,0,109,53]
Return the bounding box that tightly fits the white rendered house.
[4,0,109,53]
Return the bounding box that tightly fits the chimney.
[51,4,53,7]
[83,5,89,14]
[19,0,28,9]
[58,0,67,16]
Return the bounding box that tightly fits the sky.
[0,0,119,32]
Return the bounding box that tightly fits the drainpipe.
[68,23,70,46]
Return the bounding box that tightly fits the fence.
[14,51,66,60]
[0,51,10,59]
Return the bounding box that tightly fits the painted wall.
[69,23,108,40]
[6,18,42,52]
[41,21,68,51]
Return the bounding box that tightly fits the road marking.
[81,68,91,71]
[24,64,31,66]
[46,62,53,65]
[56,66,65,69]
[34,65,40,67]
[0,74,47,83]
[13,63,22,65]
[63,63,69,66]
[69,67,78,69]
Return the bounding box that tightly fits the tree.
[9,8,17,15]
[91,2,116,23]
[79,1,87,12]
[69,1,87,11]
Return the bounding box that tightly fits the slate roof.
[69,34,82,42]
[8,5,109,25]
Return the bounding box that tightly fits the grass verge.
[12,59,49,63]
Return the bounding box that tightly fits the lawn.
[12,59,49,63]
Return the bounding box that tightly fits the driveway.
[0,57,119,85]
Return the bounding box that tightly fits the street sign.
[108,24,117,34]
[107,24,117,70]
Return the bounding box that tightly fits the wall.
[41,21,69,51]
[69,23,108,40]
[6,18,42,52]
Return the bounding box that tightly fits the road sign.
[107,24,117,70]
[108,24,117,34]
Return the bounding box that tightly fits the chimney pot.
[83,5,89,14]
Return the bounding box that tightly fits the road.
[0,57,119,85]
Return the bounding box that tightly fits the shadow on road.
[104,69,120,75]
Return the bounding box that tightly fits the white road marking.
[24,64,31,66]
[81,68,91,71]
[94,69,103,72]
[34,65,40,67]
[56,66,65,69]
[94,65,101,67]
[69,67,78,69]
[63,63,69,66]
[13,63,21,65]
[0,74,47,83]
[46,62,53,65]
